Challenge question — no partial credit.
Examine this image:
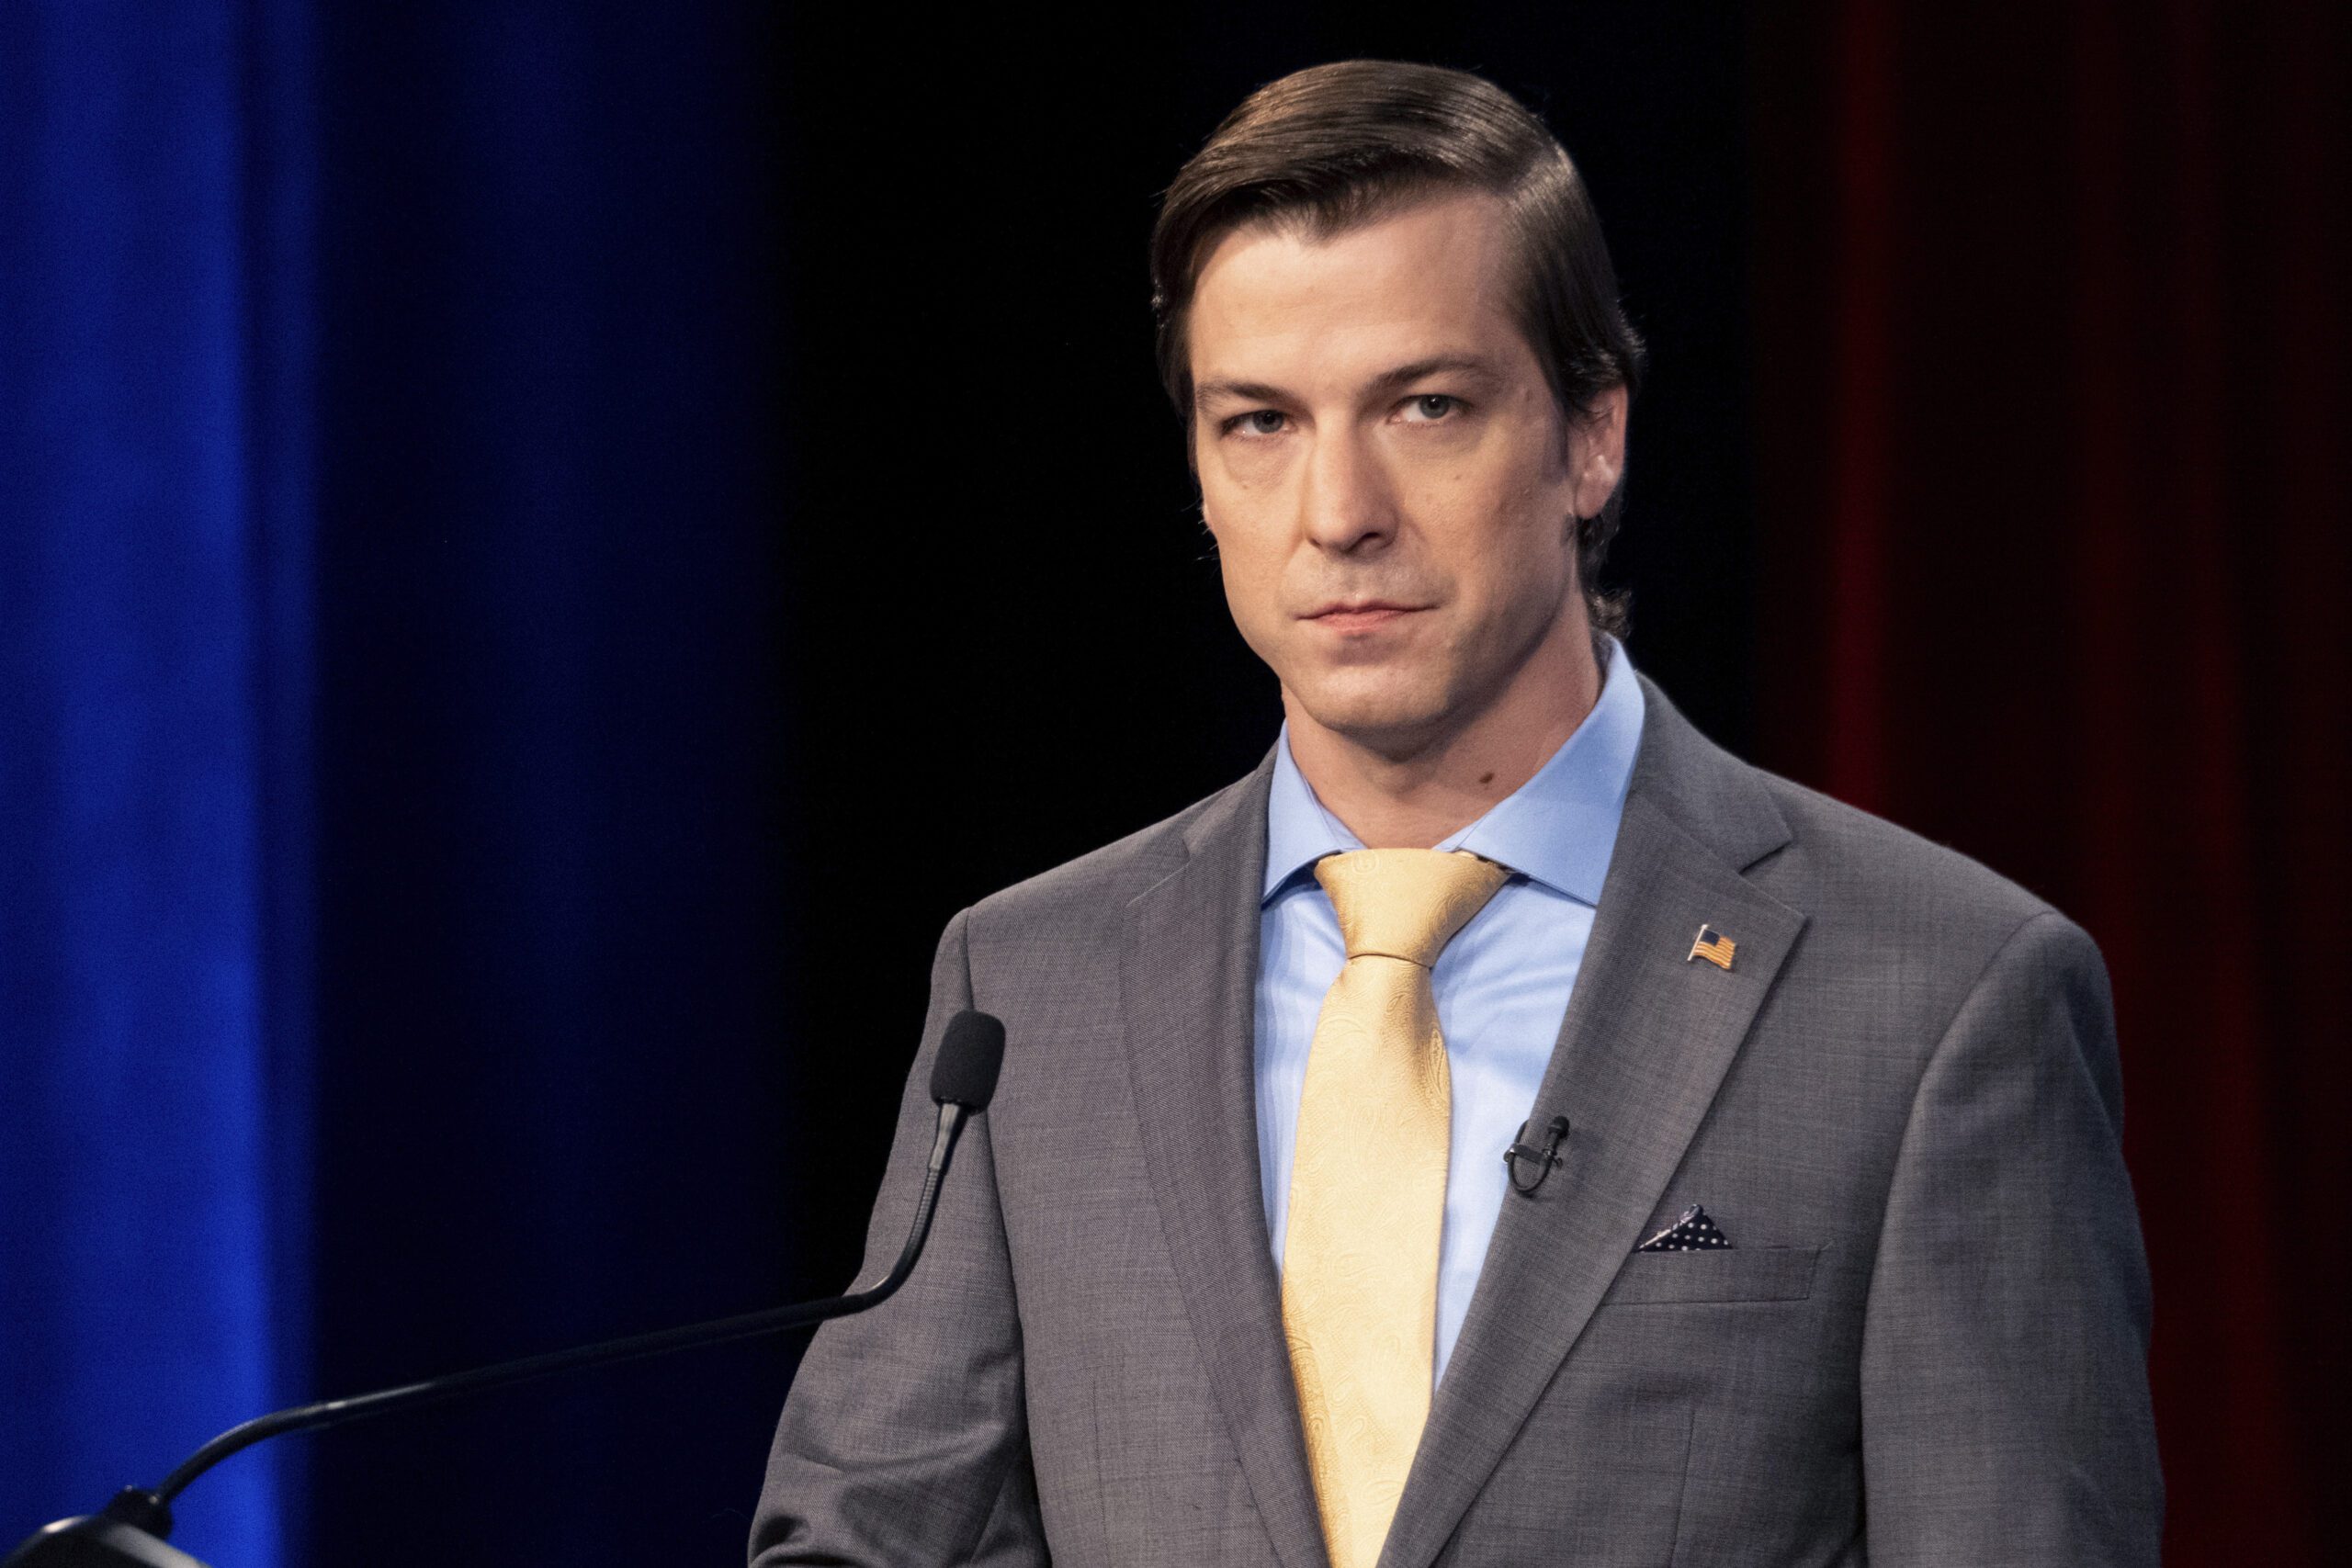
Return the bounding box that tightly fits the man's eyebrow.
[1193,377,1293,408]
[1193,355,1507,408]
[1364,355,1506,394]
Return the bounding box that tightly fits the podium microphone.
[5,1009,1009,1568]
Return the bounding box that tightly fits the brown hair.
[1149,60,1648,641]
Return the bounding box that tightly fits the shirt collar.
[1261,631,1645,906]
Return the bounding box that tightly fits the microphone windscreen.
[930,1010,1007,1110]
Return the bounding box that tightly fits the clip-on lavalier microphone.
[1504,1114,1570,1195]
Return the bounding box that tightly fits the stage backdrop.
[3,4,790,1564]
[3,5,315,1563]
[1752,5,2348,1562]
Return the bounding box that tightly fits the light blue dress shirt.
[1254,632,1645,1390]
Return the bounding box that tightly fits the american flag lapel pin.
[1687,924,1736,970]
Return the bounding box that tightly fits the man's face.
[1187,189,1623,756]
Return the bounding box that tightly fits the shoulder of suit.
[1731,752,2100,964]
[1633,673,2075,949]
[962,769,1248,936]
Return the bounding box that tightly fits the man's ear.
[1570,383,1629,519]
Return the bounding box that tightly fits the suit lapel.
[1123,751,1333,1568]
[1377,676,1808,1568]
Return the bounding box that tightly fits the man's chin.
[1285,678,1459,758]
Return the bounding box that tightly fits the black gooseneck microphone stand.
[5,1010,1009,1568]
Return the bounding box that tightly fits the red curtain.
[1751,4,2348,1561]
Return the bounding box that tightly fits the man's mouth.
[1304,600,1426,632]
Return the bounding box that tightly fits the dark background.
[3,4,2342,1566]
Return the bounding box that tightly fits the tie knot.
[1313,849,1511,969]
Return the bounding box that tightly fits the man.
[752,60,2160,1567]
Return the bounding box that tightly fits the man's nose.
[1297,428,1396,554]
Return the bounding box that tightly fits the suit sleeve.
[1859,908,2163,1565]
[749,907,1048,1567]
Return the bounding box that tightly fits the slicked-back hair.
[1150,60,1648,640]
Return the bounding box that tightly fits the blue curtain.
[1,4,313,1564]
[4,4,786,1562]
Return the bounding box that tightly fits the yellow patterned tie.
[1283,847,1512,1568]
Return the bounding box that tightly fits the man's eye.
[1226,410,1288,436]
[1405,393,1461,421]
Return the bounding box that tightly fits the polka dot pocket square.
[1636,1203,1733,1252]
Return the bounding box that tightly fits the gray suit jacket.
[751,673,2161,1567]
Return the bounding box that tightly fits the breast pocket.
[1601,1245,1823,1305]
